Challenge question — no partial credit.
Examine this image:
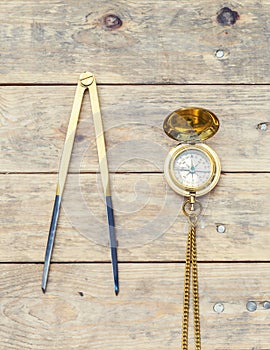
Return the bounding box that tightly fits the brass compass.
[164,107,221,197]
[163,107,221,350]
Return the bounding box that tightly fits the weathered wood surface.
[0,1,270,84]
[1,85,270,173]
[0,263,269,349]
[1,173,270,262]
[1,0,270,348]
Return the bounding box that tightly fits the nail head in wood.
[246,301,257,312]
[263,301,270,309]
[216,224,226,233]
[213,303,224,313]
[257,122,269,131]
[216,49,224,59]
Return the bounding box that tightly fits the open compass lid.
[163,107,219,143]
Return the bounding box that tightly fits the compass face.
[164,144,221,197]
[173,149,212,188]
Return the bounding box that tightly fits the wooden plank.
[1,85,270,173]
[0,1,270,84]
[1,173,270,262]
[0,263,269,349]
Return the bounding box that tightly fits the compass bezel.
[164,143,221,197]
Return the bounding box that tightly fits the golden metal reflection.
[163,107,220,142]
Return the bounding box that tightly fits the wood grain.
[1,85,270,173]
[0,263,269,349]
[1,1,270,347]
[1,173,270,262]
[0,1,270,84]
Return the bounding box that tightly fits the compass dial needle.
[42,72,119,295]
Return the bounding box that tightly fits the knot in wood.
[217,7,239,26]
[102,14,122,30]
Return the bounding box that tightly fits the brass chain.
[182,226,192,349]
[182,196,202,350]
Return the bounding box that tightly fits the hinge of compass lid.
[163,107,220,144]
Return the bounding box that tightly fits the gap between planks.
[2,171,270,175]
[1,261,270,265]
[1,83,270,87]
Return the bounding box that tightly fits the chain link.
[182,197,201,350]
